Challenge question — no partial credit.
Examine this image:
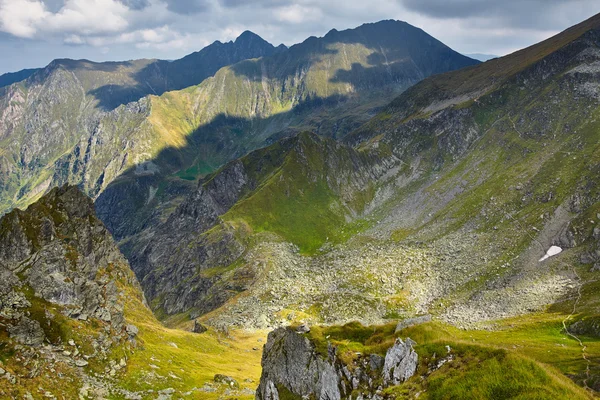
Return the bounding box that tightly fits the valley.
[0,10,599,400]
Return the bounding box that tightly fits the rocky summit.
[1,9,600,400]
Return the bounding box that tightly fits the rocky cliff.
[0,185,144,398]
[256,327,417,400]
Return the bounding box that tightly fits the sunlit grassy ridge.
[304,314,596,399]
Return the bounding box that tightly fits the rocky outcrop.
[256,327,418,400]
[382,338,418,386]
[0,185,140,347]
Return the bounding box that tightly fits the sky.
[0,0,597,74]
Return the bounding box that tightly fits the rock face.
[382,338,418,386]
[256,328,418,400]
[0,185,140,347]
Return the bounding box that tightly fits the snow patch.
[539,246,562,262]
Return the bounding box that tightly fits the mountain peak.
[235,30,269,46]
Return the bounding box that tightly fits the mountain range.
[0,12,599,400]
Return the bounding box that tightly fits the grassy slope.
[305,315,595,399]
[223,133,375,253]
[115,282,266,400]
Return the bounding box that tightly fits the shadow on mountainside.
[87,32,280,111]
[86,20,478,111]
[94,92,362,240]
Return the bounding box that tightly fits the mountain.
[114,12,600,394]
[0,68,40,88]
[465,52,498,61]
[94,20,478,240]
[0,185,271,398]
[0,185,144,397]
[0,31,281,216]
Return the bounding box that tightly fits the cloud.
[274,4,323,24]
[398,0,597,30]
[164,0,210,14]
[0,0,48,38]
[0,0,131,38]
[119,0,151,10]
[220,0,287,7]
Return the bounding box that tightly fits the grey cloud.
[220,0,288,8]
[119,0,151,10]
[164,0,211,14]
[399,0,595,29]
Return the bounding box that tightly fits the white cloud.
[45,0,129,35]
[274,4,323,24]
[0,0,130,39]
[0,0,48,38]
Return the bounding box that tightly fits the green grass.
[304,316,594,399]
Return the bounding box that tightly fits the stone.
[7,317,45,346]
[214,374,239,389]
[192,320,208,334]
[126,324,139,337]
[382,338,418,386]
[75,359,89,367]
[369,354,385,371]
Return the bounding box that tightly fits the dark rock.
[192,320,208,334]
[257,327,418,400]
[7,317,45,346]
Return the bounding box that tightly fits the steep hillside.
[123,132,394,319]
[0,68,39,88]
[94,20,477,240]
[0,20,477,246]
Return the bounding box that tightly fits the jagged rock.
[382,338,418,386]
[257,328,341,400]
[0,185,148,397]
[257,328,418,400]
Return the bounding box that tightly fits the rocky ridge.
[0,185,143,398]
